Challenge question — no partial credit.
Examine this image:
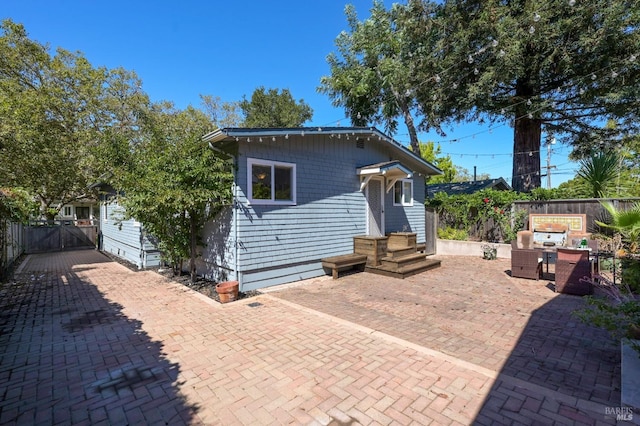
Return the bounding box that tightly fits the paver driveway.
[0,250,627,425]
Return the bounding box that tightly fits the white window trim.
[393,179,414,207]
[247,158,297,205]
[63,206,73,217]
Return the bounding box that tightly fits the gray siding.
[206,134,429,290]
[197,206,236,282]
[100,200,160,269]
[385,175,427,243]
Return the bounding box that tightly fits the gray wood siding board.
[102,235,142,268]
[239,261,325,291]
[101,201,161,268]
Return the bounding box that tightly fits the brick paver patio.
[0,250,630,424]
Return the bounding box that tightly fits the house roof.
[202,127,443,177]
[426,178,512,197]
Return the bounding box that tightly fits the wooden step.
[380,252,428,271]
[366,258,441,279]
[386,246,416,259]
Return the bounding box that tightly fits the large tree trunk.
[511,115,542,192]
[401,105,420,156]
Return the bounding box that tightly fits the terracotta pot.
[216,281,239,303]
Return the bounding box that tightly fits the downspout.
[232,153,239,285]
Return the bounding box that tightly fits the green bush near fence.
[426,189,529,243]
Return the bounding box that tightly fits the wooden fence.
[24,223,97,254]
[1,221,25,279]
[513,198,640,234]
[427,198,640,242]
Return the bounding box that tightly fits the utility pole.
[544,137,557,188]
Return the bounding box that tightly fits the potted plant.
[481,243,498,260]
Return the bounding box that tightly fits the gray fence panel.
[25,227,61,254]
[25,225,97,254]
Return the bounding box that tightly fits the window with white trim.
[63,206,72,217]
[247,158,296,205]
[393,179,413,206]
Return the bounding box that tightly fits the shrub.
[437,226,468,240]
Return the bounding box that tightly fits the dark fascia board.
[203,127,443,176]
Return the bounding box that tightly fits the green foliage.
[113,104,233,281]
[437,226,468,240]
[528,187,570,201]
[427,189,529,242]
[199,94,242,128]
[576,152,622,198]
[240,87,313,127]
[0,19,148,218]
[621,259,640,294]
[319,1,432,153]
[596,201,640,252]
[418,141,457,183]
[0,187,36,223]
[575,274,640,352]
[322,1,640,191]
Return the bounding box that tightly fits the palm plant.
[596,201,640,253]
[576,151,621,198]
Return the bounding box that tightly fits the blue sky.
[3,0,576,187]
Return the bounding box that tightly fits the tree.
[320,1,639,192]
[199,94,242,128]
[239,87,313,127]
[418,141,456,183]
[0,19,148,218]
[416,0,639,192]
[319,1,440,154]
[113,104,233,282]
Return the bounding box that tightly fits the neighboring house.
[426,178,512,198]
[55,200,100,226]
[198,127,442,291]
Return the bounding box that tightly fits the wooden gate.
[25,224,97,254]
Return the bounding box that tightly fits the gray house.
[99,195,162,269]
[198,127,442,291]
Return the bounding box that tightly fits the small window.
[63,206,72,217]
[247,158,296,205]
[393,179,413,206]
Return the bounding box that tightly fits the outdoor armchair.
[511,242,543,280]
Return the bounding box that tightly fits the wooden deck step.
[366,258,441,279]
[380,252,428,271]
[386,246,416,259]
[321,253,368,279]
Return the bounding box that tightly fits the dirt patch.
[155,268,261,303]
[101,251,260,303]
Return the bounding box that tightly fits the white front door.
[366,178,384,236]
